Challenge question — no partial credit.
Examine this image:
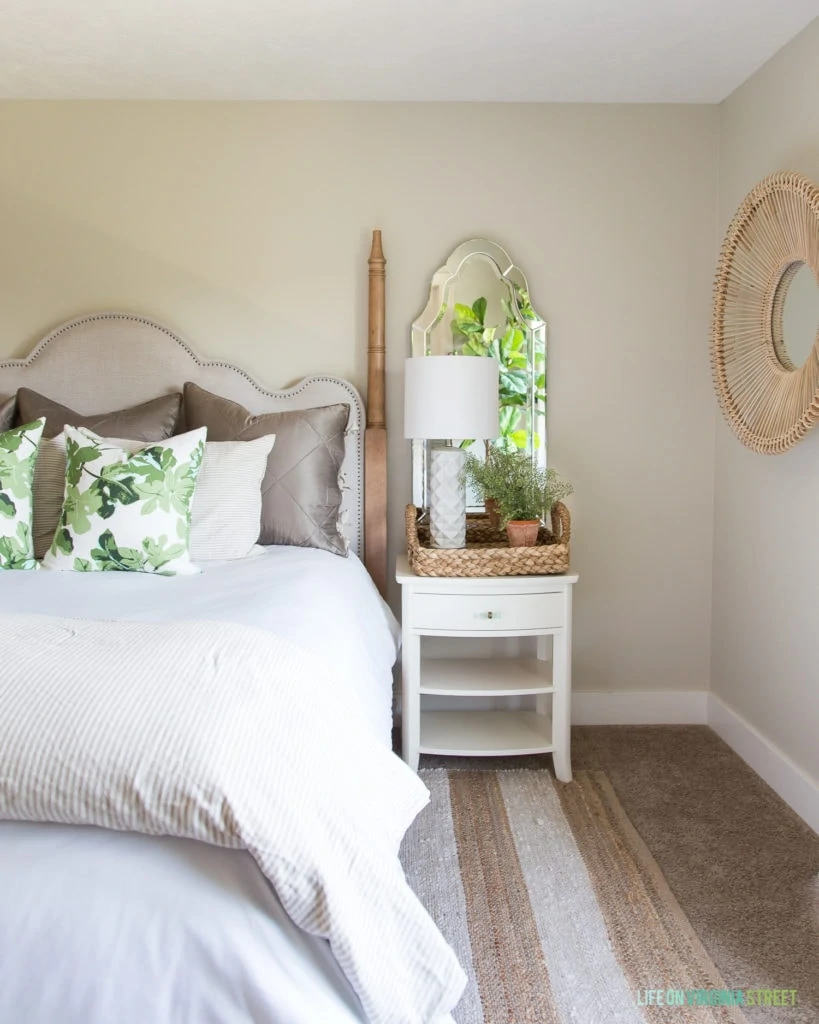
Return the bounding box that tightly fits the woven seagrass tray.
[405,502,571,577]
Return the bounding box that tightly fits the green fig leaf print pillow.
[0,417,45,570]
[42,425,207,576]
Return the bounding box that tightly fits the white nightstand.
[396,555,579,781]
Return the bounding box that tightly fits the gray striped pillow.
[190,435,276,561]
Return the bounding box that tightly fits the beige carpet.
[402,768,751,1023]
[404,726,819,1023]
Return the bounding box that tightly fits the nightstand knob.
[487,611,496,619]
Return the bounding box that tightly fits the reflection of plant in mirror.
[451,289,546,451]
[462,448,572,526]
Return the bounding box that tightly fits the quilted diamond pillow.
[182,382,350,555]
[0,418,45,570]
[42,426,206,576]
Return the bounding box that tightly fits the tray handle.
[550,501,571,544]
[405,504,421,556]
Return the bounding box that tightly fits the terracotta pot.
[484,497,500,531]
[505,519,540,547]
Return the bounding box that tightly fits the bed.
[0,233,465,1024]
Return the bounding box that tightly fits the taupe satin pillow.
[15,388,181,440]
[0,396,15,432]
[182,382,349,555]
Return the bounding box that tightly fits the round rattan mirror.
[712,171,819,454]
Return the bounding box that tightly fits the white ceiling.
[1,0,817,103]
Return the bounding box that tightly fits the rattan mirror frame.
[711,171,819,454]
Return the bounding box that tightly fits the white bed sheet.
[1,823,371,1024]
[0,548,422,1024]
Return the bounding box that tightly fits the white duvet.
[0,546,399,743]
[0,614,464,1023]
[0,551,464,1024]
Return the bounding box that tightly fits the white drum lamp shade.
[404,356,500,549]
[404,355,500,442]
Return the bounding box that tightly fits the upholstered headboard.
[0,312,366,559]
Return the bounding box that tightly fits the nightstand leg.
[552,628,572,783]
[402,631,421,771]
[535,636,549,716]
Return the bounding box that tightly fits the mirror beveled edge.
[410,238,547,509]
[411,239,542,351]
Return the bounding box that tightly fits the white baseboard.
[417,685,819,834]
[572,690,709,725]
[571,690,818,833]
[707,693,819,836]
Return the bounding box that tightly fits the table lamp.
[404,355,500,548]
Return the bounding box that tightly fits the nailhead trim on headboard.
[0,312,365,558]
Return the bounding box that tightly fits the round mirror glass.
[777,262,819,368]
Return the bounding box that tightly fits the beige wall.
[714,18,819,779]
[0,101,719,694]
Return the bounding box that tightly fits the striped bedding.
[0,613,466,1024]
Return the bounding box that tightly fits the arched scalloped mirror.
[712,172,819,454]
[411,239,546,508]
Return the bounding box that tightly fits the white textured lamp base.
[429,446,466,549]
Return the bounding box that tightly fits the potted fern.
[463,448,573,547]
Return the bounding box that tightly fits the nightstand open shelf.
[419,657,554,697]
[396,555,578,781]
[420,710,554,757]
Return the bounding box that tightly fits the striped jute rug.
[400,770,749,1024]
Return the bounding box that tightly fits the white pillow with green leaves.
[42,425,207,576]
[0,417,45,571]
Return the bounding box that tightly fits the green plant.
[451,287,546,452]
[463,448,573,526]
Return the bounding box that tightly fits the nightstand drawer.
[409,592,564,632]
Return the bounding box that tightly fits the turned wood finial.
[368,229,386,275]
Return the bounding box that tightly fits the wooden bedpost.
[364,230,388,598]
